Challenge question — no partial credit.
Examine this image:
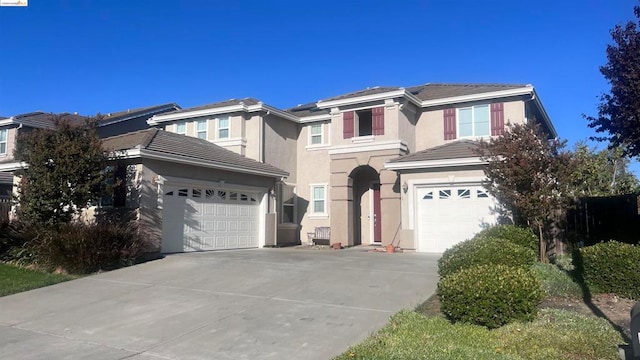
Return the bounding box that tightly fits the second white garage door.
[161,184,261,253]
[417,185,496,253]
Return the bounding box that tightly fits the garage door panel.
[162,184,261,252]
[417,185,496,253]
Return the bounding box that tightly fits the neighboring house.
[100,128,288,253]
[97,103,180,138]
[0,104,182,204]
[149,83,556,253]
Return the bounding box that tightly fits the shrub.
[0,220,36,265]
[438,236,536,278]
[576,241,640,299]
[530,262,583,298]
[474,224,538,253]
[438,264,544,329]
[29,220,151,274]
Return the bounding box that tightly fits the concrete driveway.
[0,248,439,360]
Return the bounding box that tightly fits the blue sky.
[0,0,636,166]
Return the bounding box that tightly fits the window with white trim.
[196,120,207,139]
[176,121,186,135]
[458,104,490,138]
[217,116,229,139]
[0,129,6,155]
[311,184,327,215]
[309,124,322,145]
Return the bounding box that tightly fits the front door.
[373,183,382,243]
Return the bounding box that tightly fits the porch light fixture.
[402,181,408,193]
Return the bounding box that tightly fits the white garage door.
[417,185,496,253]
[161,184,261,253]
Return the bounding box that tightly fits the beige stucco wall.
[244,114,261,161]
[296,122,331,242]
[264,114,298,184]
[415,99,527,151]
[162,113,247,155]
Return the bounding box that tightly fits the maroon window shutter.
[491,103,505,136]
[372,106,385,135]
[343,111,354,138]
[443,108,456,140]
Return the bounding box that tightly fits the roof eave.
[420,86,534,107]
[316,89,421,109]
[531,88,558,138]
[99,104,181,127]
[117,148,288,179]
[148,103,301,125]
[385,157,487,171]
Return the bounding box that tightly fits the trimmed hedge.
[577,241,640,300]
[438,236,536,278]
[474,224,538,253]
[438,264,544,329]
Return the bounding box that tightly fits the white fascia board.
[250,104,300,123]
[316,89,408,109]
[298,114,332,123]
[149,103,301,125]
[532,89,558,138]
[139,149,288,179]
[148,104,247,124]
[420,87,534,108]
[0,161,27,171]
[385,157,486,170]
[0,117,15,127]
[328,140,408,155]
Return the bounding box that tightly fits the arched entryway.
[350,165,381,246]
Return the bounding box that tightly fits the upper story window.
[309,124,323,145]
[0,129,6,155]
[458,104,490,138]
[444,103,503,140]
[196,120,207,139]
[176,121,186,135]
[343,107,384,139]
[217,117,229,139]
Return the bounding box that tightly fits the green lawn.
[0,263,75,297]
[334,309,623,360]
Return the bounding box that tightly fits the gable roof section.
[0,112,89,130]
[148,97,299,124]
[407,83,528,101]
[103,129,288,178]
[385,140,485,170]
[285,102,331,119]
[98,103,180,127]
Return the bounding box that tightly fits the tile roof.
[98,103,179,125]
[102,129,288,177]
[162,98,261,115]
[12,112,89,130]
[318,86,401,102]
[388,140,481,163]
[407,83,528,101]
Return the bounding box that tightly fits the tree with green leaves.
[586,5,640,157]
[14,115,108,226]
[570,142,639,196]
[479,122,574,261]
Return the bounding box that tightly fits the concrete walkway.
[0,248,439,360]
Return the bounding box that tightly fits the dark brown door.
[373,183,382,243]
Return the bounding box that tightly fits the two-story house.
[147,83,556,253]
